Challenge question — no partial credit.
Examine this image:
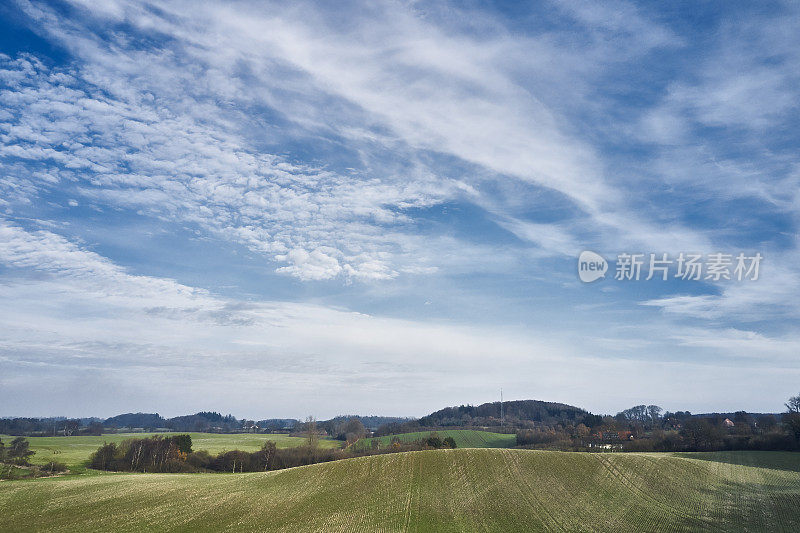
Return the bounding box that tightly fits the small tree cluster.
[334,418,368,444]
[421,433,457,449]
[89,435,193,472]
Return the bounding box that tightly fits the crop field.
[354,429,516,450]
[0,432,341,471]
[3,448,800,532]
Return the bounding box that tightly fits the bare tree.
[786,394,800,413]
[647,405,663,423]
[784,393,800,439]
[342,418,367,444]
[305,416,319,449]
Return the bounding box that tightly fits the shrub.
[186,450,213,469]
[41,461,68,474]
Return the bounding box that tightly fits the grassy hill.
[3,449,800,531]
[353,429,515,450]
[0,432,341,472]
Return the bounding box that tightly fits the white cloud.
[672,327,800,359]
[495,218,580,257]
[1,0,750,282]
[0,52,456,281]
[276,248,344,281]
[634,4,800,211]
[642,249,800,322]
[2,222,797,417]
[10,0,716,264]
[0,222,569,415]
[556,0,681,52]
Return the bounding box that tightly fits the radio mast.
[500,388,504,429]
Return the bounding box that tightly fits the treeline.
[4,399,793,441]
[317,415,412,436]
[622,418,795,452]
[0,417,105,437]
[418,399,588,429]
[4,400,597,438]
[1,411,413,437]
[89,433,456,474]
[0,412,296,436]
[103,411,257,433]
[374,400,593,437]
[610,406,792,452]
[514,421,795,452]
[312,416,411,443]
[514,394,800,453]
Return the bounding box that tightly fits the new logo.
[578,251,607,283]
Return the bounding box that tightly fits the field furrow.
[3,449,800,532]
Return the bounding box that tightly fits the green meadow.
[353,429,516,450]
[2,449,800,532]
[0,432,341,472]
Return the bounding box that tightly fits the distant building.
[597,431,634,442]
[724,418,735,428]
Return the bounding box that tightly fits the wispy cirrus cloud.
[5,0,712,272]
[0,51,457,281]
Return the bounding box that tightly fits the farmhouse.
[597,431,634,442]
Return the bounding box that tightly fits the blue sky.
[1,0,799,419]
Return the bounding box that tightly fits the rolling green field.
[353,429,516,450]
[3,448,800,531]
[0,432,341,471]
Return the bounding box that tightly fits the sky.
[0,0,799,419]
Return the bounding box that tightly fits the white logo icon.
[578,251,607,283]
